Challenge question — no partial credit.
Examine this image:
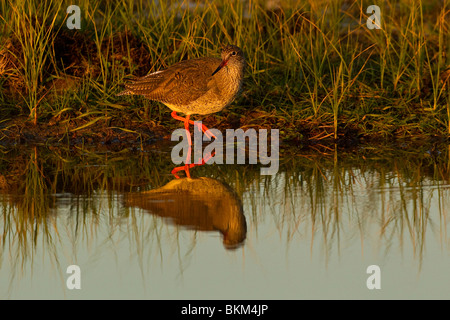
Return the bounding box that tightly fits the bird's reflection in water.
[125,177,247,250]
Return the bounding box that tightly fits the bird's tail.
[116,89,133,97]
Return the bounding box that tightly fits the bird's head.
[212,45,245,76]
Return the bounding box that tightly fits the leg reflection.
[171,136,215,179]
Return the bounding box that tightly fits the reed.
[0,0,448,142]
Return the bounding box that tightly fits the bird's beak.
[212,59,228,76]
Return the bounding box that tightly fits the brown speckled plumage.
[118,45,245,116]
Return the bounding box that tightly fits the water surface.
[1,142,450,299]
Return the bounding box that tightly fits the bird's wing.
[123,58,221,105]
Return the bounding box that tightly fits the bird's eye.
[231,51,236,56]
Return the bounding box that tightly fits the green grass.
[0,0,449,144]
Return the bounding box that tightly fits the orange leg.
[171,164,192,179]
[171,111,216,139]
[171,150,216,179]
[171,123,191,178]
[170,111,216,179]
[184,115,192,171]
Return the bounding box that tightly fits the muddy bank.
[1,111,448,153]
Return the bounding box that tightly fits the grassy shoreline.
[0,0,449,147]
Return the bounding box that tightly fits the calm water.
[1,142,450,299]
